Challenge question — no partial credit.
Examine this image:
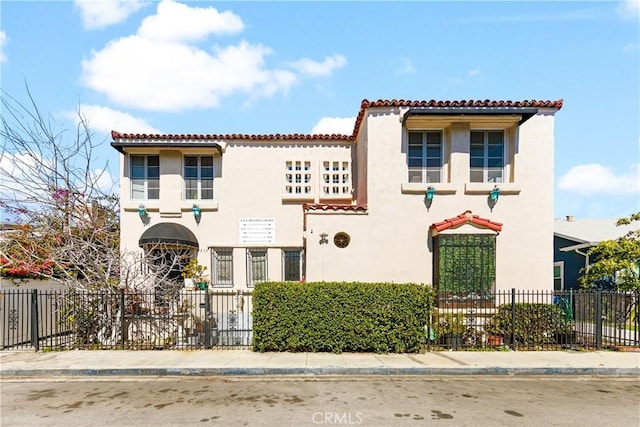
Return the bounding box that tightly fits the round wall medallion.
[333,232,350,248]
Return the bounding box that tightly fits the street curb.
[2,367,639,377]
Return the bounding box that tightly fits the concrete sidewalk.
[1,350,639,377]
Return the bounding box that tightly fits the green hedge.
[484,303,575,347]
[252,281,434,353]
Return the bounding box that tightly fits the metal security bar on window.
[247,249,268,287]
[212,249,233,287]
[283,249,303,281]
[434,234,496,301]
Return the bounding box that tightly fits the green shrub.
[484,303,575,347]
[252,281,434,353]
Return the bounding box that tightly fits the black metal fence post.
[510,288,516,350]
[30,289,39,351]
[120,289,126,349]
[595,291,603,350]
[204,291,212,349]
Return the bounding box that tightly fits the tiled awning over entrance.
[429,210,503,236]
[138,223,199,248]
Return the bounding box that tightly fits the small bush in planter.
[484,303,575,347]
[181,259,209,289]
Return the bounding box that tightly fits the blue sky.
[1,0,639,220]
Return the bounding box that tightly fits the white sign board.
[239,218,275,244]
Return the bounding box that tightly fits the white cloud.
[137,0,243,42]
[0,30,7,63]
[74,0,147,30]
[81,1,341,112]
[558,163,640,196]
[389,58,416,75]
[66,104,161,134]
[622,42,640,54]
[616,0,640,20]
[467,69,481,77]
[287,55,347,78]
[310,117,355,135]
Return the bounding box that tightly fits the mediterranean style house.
[112,98,563,297]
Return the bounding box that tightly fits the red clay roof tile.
[111,98,563,143]
[430,210,503,234]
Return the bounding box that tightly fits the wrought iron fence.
[2,288,638,351]
[427,289,640,350]
[1,288,253,350]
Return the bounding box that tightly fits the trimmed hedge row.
[252,281,433,353]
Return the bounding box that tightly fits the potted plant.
[181,259,209,290]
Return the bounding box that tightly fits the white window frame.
[470,130,505,183]
[211,248,233,288]
[246,249,268,288]
[554,261,564,291]
[184,155,214,200]
[282,249,303,282]
[407,130,443,183]
[130,155,159,200]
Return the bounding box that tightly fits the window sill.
[282,195,315,202]
[401,183,457,195]
[464,183,521,195]
[180,201,219,211]
[123,202,218,212]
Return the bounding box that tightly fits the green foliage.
[484,303,574,347]
[580,212,640,292]
[181,259,208,282]
[436,234,496,295]
[433,311,467,336]
[252,281,434,354]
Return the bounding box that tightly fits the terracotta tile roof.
[430,210,503,234]
[111,98,563,143]
[303,203,367,212]
[110,130,352,141]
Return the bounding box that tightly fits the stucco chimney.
[566,215,575,222]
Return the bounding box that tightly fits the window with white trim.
[470,130,504,183]
[131,155,159,200]
[554,262,564,291]
[185,156,214,200]
[282,249,303,281]
[408,131,443,183]
[211,248,233,287]
[285,161,312,196]
[247,249,268,287]
[322,161,351,198]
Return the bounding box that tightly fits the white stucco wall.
[119,142,354,287]
[305,107,557,291]
[117,105,558,291]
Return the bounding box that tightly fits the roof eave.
[402,107,539,126]
[111,140,223,154]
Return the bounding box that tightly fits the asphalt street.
[2,376,639,426]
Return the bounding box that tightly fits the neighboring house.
[112,98,563,299]
[553,216,638,290]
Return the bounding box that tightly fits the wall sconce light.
[138,204,147,217]
[490,186,500,202]
[319,232,328,245]
[192,204,201,219]
[425,186,436,201]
